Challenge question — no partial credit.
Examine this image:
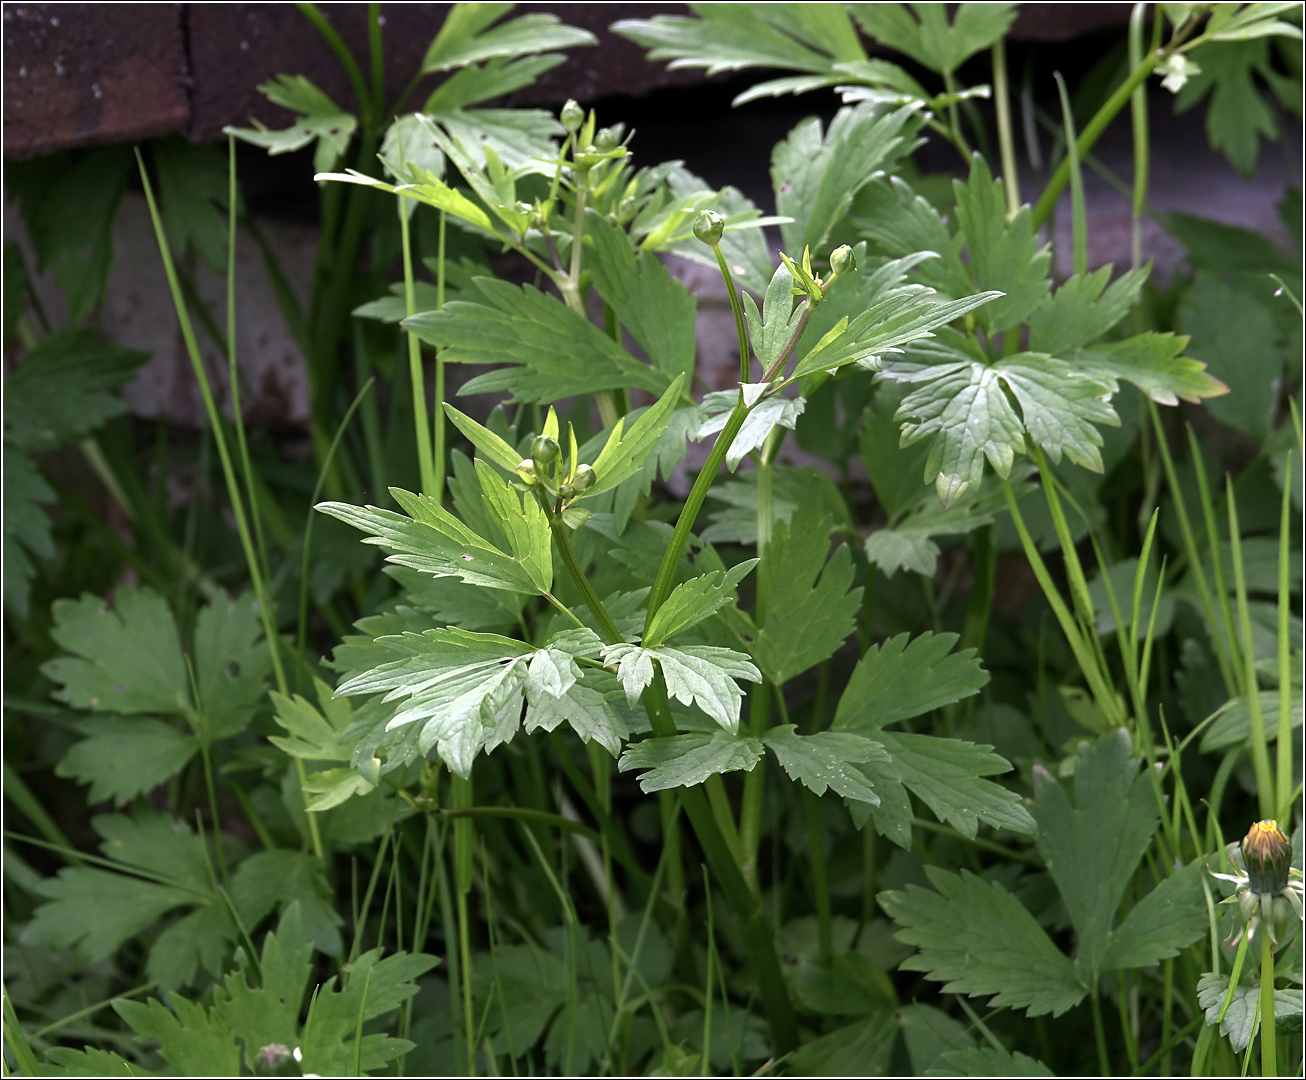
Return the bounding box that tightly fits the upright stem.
[1276,453,1294,824]
[1260,931,1277,1078]
[1032,50,1161,229]
[435,210,448,500]
[1129,3,1150,281]
[711,243,750,382]
[992,40,1021,217]
[1090,990,1112,1076]
[400,195,436,497]
[803,787,833,966]
[1228,482,1275,820]
[644,399,750,631]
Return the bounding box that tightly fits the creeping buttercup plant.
[4,3,1303,1076]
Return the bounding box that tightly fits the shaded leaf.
[643,559,758,647]
[833,631,988,731]
[618,730,764,792]
[762,725,885,802]
[880,866,1087,1017]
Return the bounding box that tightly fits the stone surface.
[3,3,190,160]
[4,3,1145,158]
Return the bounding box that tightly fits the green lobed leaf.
[951,154,1051,333]
[472,459,553,593]
[228,75,357,174]
[1027,265,1151,355]
[850,2,1018,75]
[1098,860,1209,972]
[524,668,637,758]
[753,492,862,684]
[1201,688,1303,751]
[899,1003,977,1075]
[406,277,670,403]
[3,329,149,452]
[1174,38,1281,177]
[3,448,55,616]
[772,102,923,255]
[194,590,272,739]
[744,263,802,372]
[55,717,198,803]
[1072,331,1229,406]
[421,6,594,73]
[602,643,761,731]
[876,731,1036,838]
[787,1010,899,1077]
[928,1046,1055,1077]
[880,866,1087,1017]
[153,138,230,270]
[761,725,885,803]
[423,53,567,112]
[643,559,758,647]
[318,489,543,594]
[833,631,989,731]
[43,586,188,716]
[1030,730,1161,980]
[617,730,764,792]
[1197,973,1304,1053]
[114,995,240,1077]
[693,385,806,471]
[585,212,698,385]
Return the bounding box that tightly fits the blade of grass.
[2,987,41,1079]
[1053,72,1087,277]
[1227,479,1275,820]
[992,39,1020,216]
[1276,451,1295,825]
[1190,429,1244,692]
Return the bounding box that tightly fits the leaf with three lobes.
[318,488,541,595]
[762,725,884,802]
[879,866,1087,1017]
[406,277,669,403]
[585,212,698,385]
[1197,974,1305,1054]
[618,730,764,792]
[771,102,923,255]
[833,631,988,731]
[334,628,533,777]
[602,643,762,731]
[43,586,188,716]
[851,3,1017,75]
[422,54,566,112]
[269,677,356,762]
[3,449,55,616]
[753,493,861,684]
[228,75,357,175]
[420,6,595,74]
[854,177,974,300]
[643,559,758,647]
[694,384,806,471]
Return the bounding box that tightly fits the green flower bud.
[558,483,576,500]
[516,458,539,485]
[560,100,584,134]
[531,434,560,468]
[1242,820,1291,896]
[829,244,856,278]
[595,127,619,152]
[693,210,724,247]
[572,464,596,491]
